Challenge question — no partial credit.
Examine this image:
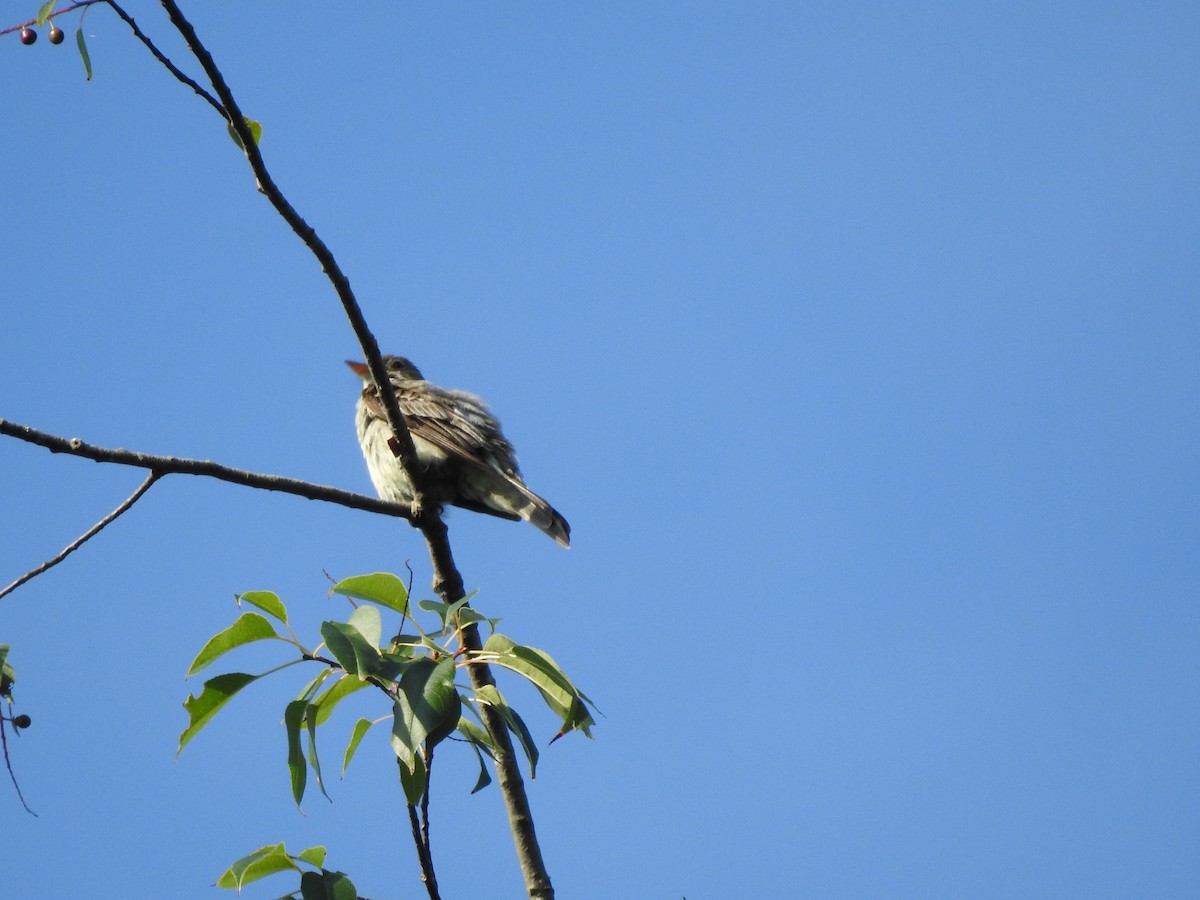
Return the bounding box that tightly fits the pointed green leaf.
[417,598,449,625]
[330,572,409,614]
[482,634,596,737]
[311,674,370,728]
[457,717,493,748]
[347,604,382,649]
[36,3,55,27]
[285,699,307,807]
[474,684,539,777]
[296,668,332,704]
[446,590,479,620]
[342,717,376,776]
[390,657,459,774]
[296,845,327,868]
[215,842,298,889]
[237,590,288,625]
[75,28,91,81]
[453,606,499,632]
[464,734,494,794]
[178,672,260,754]
[397,752,427,806]
[305,703,331,801]
[320,621,380,678]
[186,612,279,677]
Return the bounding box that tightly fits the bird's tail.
[501,480,571,548]
[454,469,571,547]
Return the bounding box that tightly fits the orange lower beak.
[345,360,370,378]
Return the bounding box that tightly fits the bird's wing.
[394,388,500,467]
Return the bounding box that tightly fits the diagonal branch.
[104,1,223,115]
[0,471,160,601]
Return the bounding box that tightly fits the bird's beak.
[345,360,370,379]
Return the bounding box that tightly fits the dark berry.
[13,714,31,729]
[20,27,37,45]
[48,26,64,45]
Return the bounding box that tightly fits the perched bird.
[347,356,570,547]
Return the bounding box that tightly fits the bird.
[347,355,570,548]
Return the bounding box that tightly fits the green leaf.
[417,598,449,625]
[419,589,481,628]
[186,612,279,677]
[295,668,332,704]
[320,620,381,678]
[226,116,263,150]
[390,657,460,775]
[296,845,327,868]
[390,633,450,658]
[453,606,500,632]
[456,717,496,792]
[330,572,409,615]
[300,869,357,900]
[178,672,260,754]
[397,752,427,806]
[457,717,493,748]
[446,590,479,621]
[36,3,55,27]
[342,717,376,776]
[474,684,539,778]
[75,28,91,81]
[347,604,382,649]
[305,703,331,801]
[482,634,596,737]
[311,674,370,728]
[285,699,307,807]
[215,842,298,889]
[0,644,13,697]
[237,590,288,625]
[375,652,415,683]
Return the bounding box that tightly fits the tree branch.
[0,470,160,601]
[105,1,224,115]
[0,418,412,521]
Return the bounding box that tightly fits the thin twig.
[0,716,36,816]
[0,471,160,601]
[408,792,441,900]
[0,418,412,522]
[421,749,434,870]
[105,0,223,115]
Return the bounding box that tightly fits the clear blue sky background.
[2,3,1198,897]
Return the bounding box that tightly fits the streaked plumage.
[348,356,570,548]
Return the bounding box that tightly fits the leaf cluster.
[216,843,362,900]
[179,574,596,810]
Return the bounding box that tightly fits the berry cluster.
[19,24,64,45]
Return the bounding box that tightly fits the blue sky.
[2,2,1198,897]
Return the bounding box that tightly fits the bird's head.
[345,356,426,384]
